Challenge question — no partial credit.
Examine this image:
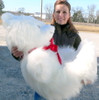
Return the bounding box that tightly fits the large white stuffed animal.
[2,13,97,100]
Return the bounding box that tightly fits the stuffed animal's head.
[2,13,54,53]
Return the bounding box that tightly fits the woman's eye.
[63,11,66,14]
[56,11,60,14]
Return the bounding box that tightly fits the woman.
[52,0,81,50]
[12,0,92,100]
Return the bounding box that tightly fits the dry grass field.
[74,23,99,33]
[45,21,99,33]
[0,19,99,33]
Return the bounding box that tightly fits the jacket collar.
[55,23,70,34]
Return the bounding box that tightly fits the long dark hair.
[51,0,78,33]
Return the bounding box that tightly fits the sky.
[3,0,99,13]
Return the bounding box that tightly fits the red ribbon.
[43,38,62,65]
[28,48,37,53]
[28,38,62,65]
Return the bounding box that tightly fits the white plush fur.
[2,13,97,100]
[2,13,54,54]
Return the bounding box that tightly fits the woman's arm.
[73,34,81,50]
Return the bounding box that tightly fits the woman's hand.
[11,47,24,58]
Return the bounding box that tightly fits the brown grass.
[0,19,99,33]
[46,21,99,33]
[74,24,99,33]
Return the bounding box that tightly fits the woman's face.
[53,4,70,25]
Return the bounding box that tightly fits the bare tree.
[87,5,96,23]
[95,10,99,24]
[45,4,53,20]
[96,10,99,16]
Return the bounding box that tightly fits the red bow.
[43,38,62,65]
[28,38,62,65]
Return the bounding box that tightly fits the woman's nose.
[59,12,64,17]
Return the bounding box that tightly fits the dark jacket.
[53,23,81,50]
